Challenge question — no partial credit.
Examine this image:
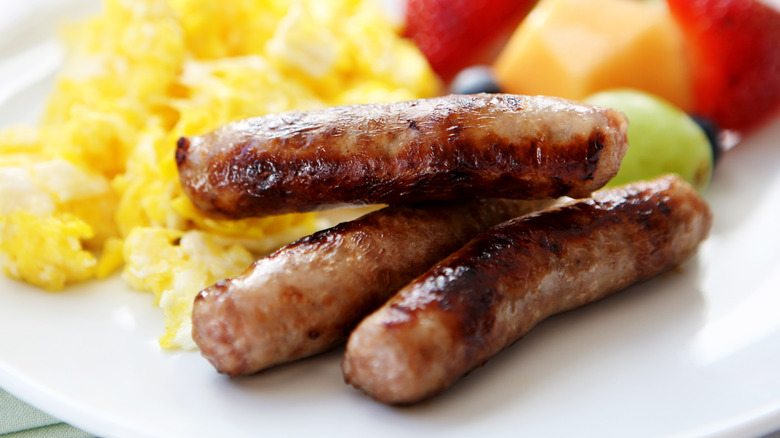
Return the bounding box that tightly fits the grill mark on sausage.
[342,175,713,405]
[177,94,628,218]
[191,198,549,376]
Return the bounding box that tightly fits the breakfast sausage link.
[176,94,628,219]
[342,174,713,404]
[192,198,548,376]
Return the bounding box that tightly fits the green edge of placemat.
[0,388,93,437]
[0,423,93,438]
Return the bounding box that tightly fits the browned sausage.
[176,94,628,219]
[342,175,713,404]
[192,198,548,376]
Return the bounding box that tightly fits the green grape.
[585,89,713,192]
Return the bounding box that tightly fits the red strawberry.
[403,0,537,82]
[667,0,780,132]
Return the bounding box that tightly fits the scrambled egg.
[0,0,439,349]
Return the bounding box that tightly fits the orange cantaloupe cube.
[494,0,693,111]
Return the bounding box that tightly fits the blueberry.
[690,115,723,166]
[449,66,502,95]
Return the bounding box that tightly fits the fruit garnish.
[667,0,780,132]
[449,66,502,94]
[690,116,723,166]
[403,0,537,82]
[494,0,693,111]
[585,89,713,192]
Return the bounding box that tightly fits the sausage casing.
[192,198,547,376]
[176,94,628,218]
[342,175,713,404]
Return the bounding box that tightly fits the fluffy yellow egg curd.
[0,0,439,349]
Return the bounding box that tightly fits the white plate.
[2,1,780,437]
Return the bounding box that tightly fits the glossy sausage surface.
[177,94,628,218]
[192,198,547,376]
[342,175,713,404]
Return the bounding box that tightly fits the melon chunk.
[494,0,693,111]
